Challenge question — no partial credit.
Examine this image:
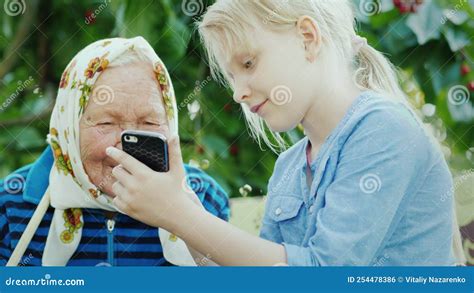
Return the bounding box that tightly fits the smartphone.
[121,130,169,172]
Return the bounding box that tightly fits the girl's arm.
[169,196,287,266]
[182,195,219,266]
[106,136,287,266]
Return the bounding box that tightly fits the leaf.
[448,100,474,123]
[370,9,399,29]
[165,15,191,60]
[380,20,418,54]
[9,127,45,150]
[442,8,470,25]
[442,26,471,52]
[406,1,443,45]
[202,135,229,158]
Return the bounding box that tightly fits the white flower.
[187,100,200,121]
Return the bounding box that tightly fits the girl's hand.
[108,135,287,266]
[106,135,196,230]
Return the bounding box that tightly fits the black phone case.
[121,131,169,172]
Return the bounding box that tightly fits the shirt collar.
[23,146,53,205]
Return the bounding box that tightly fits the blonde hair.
[198,0,409,152]
[198,0,465,265]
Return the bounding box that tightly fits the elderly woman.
[0,37,229,266]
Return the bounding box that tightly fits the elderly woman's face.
[79,62,169,197]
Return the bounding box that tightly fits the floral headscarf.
[43,37,194,266]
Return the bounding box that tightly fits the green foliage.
[356,0,474,172]
[0,0,472,197]
[0,0,278,197]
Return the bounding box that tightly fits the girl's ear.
[296,15,322,62]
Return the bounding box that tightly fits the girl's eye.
[244,59,254,69]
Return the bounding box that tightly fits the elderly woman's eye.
[97,122,113,126]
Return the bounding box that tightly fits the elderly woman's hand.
[106,135,199,230]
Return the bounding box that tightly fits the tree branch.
[0,0,39,79]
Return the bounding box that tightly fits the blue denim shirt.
[260,90,456,266]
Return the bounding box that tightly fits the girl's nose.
[233,79,251,104]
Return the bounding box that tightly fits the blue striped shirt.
[0,146,229,266]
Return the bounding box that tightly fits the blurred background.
[0,0,473,263]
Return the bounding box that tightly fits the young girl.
[106,0,464,266]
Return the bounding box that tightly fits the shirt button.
[275,207,282,216]
[309,205,315,213]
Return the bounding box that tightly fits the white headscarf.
[43,37,195,266]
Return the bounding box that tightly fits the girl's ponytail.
[353,39,405,102]
[354,36,466,266]
[199,0,467,265]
